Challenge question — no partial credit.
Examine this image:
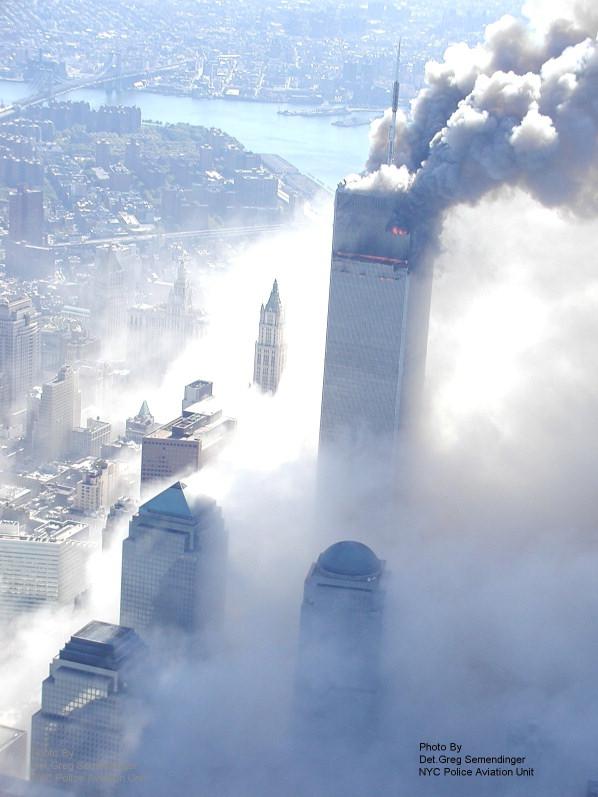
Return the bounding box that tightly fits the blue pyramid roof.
[138,400,152,418]
[142,481,194,518]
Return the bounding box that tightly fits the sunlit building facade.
[32,364,81,462]
[0,295,40,414]
[0,519,91,620]
[120,481,227,637]
[253,279,286,393]
[30,621,145,796]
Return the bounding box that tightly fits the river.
[0,80,375,189]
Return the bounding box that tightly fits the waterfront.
[0,81,374,188]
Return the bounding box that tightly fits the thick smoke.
[10,4,598,795]
[366,0,598,226]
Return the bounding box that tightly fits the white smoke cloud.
[6,188,598,795]
[98,186,598,797]
[8,3,598,794]
[0,204,333,738]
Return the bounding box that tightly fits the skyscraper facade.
[0,295,40,414]
[33,365,81,462]
[0,519,91,619]
[253,279,286,393]
[120,481,227,637]
[295,540,386,741]
[93,245,127,341]
[73,459,118,514]
[318,185,432,462]
[30,621,144,796]
[71,417,112,459]
[8,187,45,246]
[127,255,204,373]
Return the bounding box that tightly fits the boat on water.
[277,105,350,118]
[331,116,374,128]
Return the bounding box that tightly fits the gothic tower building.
[253,279,286,393]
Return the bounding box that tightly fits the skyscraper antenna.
[387,40,401,166]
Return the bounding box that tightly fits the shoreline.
[0,77,394,113]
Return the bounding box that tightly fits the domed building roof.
[317,541,381,578]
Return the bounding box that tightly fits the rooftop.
[137,399,152,419]
[0,726,25,753]
[59,620,143,671]
[141,481,215,520]
[317,541,382,579]
[0,518,88,544]
[145,408,234,443]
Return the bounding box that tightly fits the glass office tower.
[295,540,386,742]
[120,481,227,638]
[30,621,144,796]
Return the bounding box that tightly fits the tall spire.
[254,279,286,393]
[387,40,402,166]
[137,400,151,419]
[265,279,282,313]
[169,253,193,312]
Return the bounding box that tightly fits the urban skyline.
[2,1,598,796]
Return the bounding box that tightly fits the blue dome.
[318,541,381,577]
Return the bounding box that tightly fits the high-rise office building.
[0,518,91,619]
[71,417,112,459]
[168,256,193,316]
[73,460,118,514]
[30,621,145,795]
[318,185,432,464]
[295,540,386,741]
[253,279,286,393]
[120,481,227,637]
[93,245,127,339]
[8,187,45,245]
[181,378,212,411]
[127,256,204,371]
[140,381,235,486]
[33,365,81,462]
[0,295,41,414]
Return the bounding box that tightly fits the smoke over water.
[362,0,598,232]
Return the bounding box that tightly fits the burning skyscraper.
[318,181,433,465]
[319,41,435,468]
